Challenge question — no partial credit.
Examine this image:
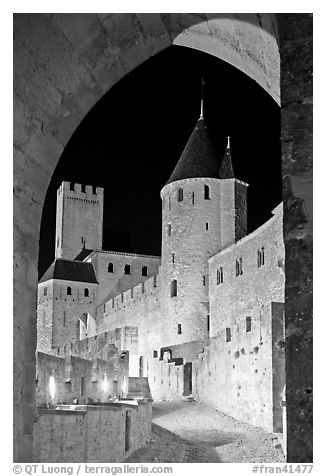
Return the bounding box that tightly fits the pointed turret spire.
[199,77,205,120]
[219,136,235,179]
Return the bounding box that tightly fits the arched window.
[204,184,210,199]
[84,288,89,297]
[124,264,131,275]
[108,262,114,273]
[142,266,148,276]
[67,286,72,295]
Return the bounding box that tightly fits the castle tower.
[55,181,104,260]
[160,114,248,346]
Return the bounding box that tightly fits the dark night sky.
[38,45,281,279]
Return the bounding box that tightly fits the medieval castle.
[36,108,286,451]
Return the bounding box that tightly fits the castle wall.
[33,401,152,463]
[88,250,160,306]
[192,301,285,433]
[160,177,247,346]
[208,203,284,335]
[35,351,129,407]
[55,181,104,259]
[37,279,98,352]
[191,205,285,432]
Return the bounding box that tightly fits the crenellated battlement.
[58,181,104,202]
[103,273,160,314]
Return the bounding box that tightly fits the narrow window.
[131,288,134,298]
[167,224,171,236]
[67,287,72,296]
[236,259,243,277]
[172,253,175,263]
[153,350,158,358]
[177,324,182,335]
[226,327,232,342]
[44,287,47,296]
[217,267,224,285]
[168,196,171,211]
[141,282,145,293]
[112,298,114,308]
[192,191,195,204]
[84,288,89,297]
[202,275,206,286]
[258,247,265,267]
[124,264,131,275]
[177,187,183,202]
[206,222,209,230]
[153,275,157,288]
[56,238,59,248]
[63,311,66,327]
[207,315,210,332]
[108,262,114,273]
[121,293,124,303]
[204,184,210,200]
[170,279,177,297]
[142,266,148,276]
[246,316,252,332]
[80,376,85,397]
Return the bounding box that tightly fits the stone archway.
[14,13,312,463]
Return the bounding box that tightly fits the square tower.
[55,181,104,259]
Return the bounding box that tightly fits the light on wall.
[49,376,56,400]
[102,373,109,392]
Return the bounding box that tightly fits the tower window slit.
[177,187,183,202]
[204,184,210,200]
[170,279,177,297]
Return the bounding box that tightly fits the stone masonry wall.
[33,401,152,463]
[56,181,104,260]
[208,204,284,335]
[35,351,129,406]
[193,301,285,432]
[89,250,161,306]
[37,279,98,352]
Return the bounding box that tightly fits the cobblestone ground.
[125,401,285,463]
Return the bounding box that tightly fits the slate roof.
[74,248,93,261]
[166,118,220,185]
[219,144,235,179]
[39,258,98,284]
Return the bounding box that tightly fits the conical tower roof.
[219,136,235,179]
[166,118,220,185]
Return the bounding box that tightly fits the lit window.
[124,264,131,275]
[204,184,210,200]
[177,187,183,202]
[170,279,177,297]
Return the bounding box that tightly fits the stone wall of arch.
[13,13,312,462]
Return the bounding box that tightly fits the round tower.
[160,115,248,347]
